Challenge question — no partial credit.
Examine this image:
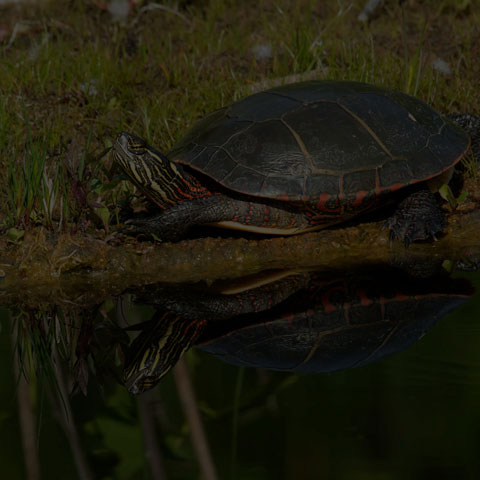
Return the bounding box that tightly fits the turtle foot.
[120,215,187,242]
[385,189,446,248]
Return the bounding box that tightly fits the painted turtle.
[123,269,473,394]
[113,80,478,245]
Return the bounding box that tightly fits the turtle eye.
[127,138,147,155]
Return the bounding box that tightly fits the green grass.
[0,0,478,233]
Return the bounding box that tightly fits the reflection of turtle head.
[123,312,206,395]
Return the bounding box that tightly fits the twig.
[138,393,168,480]
[230,367,244,480]
[245,69,329,94]
[51,348,93,480]
[173,359,218,480]
[132,3,192,27]
[11,317,41,480]
[5,22,21,50]
[358,0,386,22]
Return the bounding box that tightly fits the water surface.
[1,269,479,480]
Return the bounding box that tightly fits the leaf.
[91,177,122,195]
[457,191,468,204]
[438,183,458,210]
[6,227,24,243]
[438,183,452,202]
[442,259,453,273]
[90,203,110,230]
[107,97,119,110]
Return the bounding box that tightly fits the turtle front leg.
[384,189,446,248]
[124,194,314,241]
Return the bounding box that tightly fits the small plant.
[438,183,468,212]
[6,126,48,227]
[462,150,478,179]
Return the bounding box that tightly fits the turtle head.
[123,312,206,395]
[113,132,182,209]
[114,131,212,209]
[114,131,163,167]
[116,131,149,154]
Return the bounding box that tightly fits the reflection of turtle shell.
[198,274,473,372]
[123,270,474,395]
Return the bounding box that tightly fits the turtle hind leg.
[384,189,446,248]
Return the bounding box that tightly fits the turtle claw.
[385,189,446,248]
[119,219,147,237]
[387,226,411,248]
[121,215,188,242]
[388,229,395,247]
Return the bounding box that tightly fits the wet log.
[1,178,479,307]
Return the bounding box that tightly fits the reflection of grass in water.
[9,308,69,479]
[231,366,244,480]
[5,300,302,479]
[11,309,68,412]
[8,305,127,479]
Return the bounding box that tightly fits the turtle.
[123,268,473,395]
[113,80,479,245]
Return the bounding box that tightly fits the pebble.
[252,43,273,61]
[431,57,452,76]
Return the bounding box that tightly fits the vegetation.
[0,0,478,237]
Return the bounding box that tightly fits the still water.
[1,267,479,480]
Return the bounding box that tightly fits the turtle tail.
[447,114,480,161]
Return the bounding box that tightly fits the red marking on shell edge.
[358,289,373,307]
[316,193,342,213]
[395,291,408,301]
[344,302,350,324]
[321,293,335,314]
[351,190,369,207]
[280,312,295,327]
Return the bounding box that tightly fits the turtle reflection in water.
[123,269,473,395]
[113,80,480,246]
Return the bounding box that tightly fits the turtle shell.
[169,81,469,207]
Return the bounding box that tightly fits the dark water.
[1,269,480,480]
